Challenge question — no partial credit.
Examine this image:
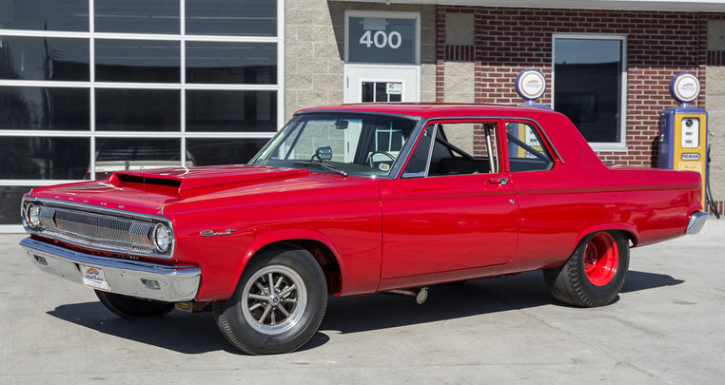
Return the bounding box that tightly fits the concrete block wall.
[285,0,437,120]
[285,0,344,119]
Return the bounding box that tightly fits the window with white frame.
[0,0,284,229]
[553,35,627,151]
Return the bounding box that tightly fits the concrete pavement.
[1,219,724,385]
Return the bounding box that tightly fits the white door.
[344,64,420,103]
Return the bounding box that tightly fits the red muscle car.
[19,104,707,355]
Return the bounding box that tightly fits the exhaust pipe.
[384,287,428,304]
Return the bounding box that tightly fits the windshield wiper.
[293,161,348,177]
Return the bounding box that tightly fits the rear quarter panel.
[510,112,702,271]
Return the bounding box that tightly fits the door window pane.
[186,90,276,132]
[505,122,553,172]
[362,82,402,103]
[187,138,268,166]
[94,0,180,34]
[94,138,180,179]
[1,87,90,130]
[0,0,88,31]
[186,0,277,37]
[95,39,180,82]
[186,42,277,84]
[554,38,623,143]
[0,137,90,179]
[96,89,179,131]
[0,37,89,81]
[402,124,433,178]
[428,123,498,177]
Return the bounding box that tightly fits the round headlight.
[153,223,172,252]
[26,204,41,228]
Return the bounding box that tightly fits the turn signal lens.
[153,223,172,252]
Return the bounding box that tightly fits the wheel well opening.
[579,229,637,249]
[253,240,342,296]
[608,229,637,248]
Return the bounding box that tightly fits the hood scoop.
[108,165,309,194]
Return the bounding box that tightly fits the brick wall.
[437,6,708,168]
[436,5,725,214]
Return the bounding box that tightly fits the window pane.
[0,0,88,31]
[186,90,276,132]
[95,39,180,82]
[95,0,180,34]
[186,42,276,84]
[96,89,179,131]
[186,0,276,36]
[402,125,433,178]
[187,138,268,166]
[362,82,374,103]
[94,138,180,179]
[0,37,89,81]
[554,38,622,143]
[0,137,90,179]
[429,123,498,177]
[375,83,387,102]
[0,186,38,225]
[0,87,90,130]
[505,122,553,172]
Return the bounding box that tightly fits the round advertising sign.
[515,69,546,101]
[670,72,701,104]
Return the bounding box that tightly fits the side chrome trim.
[686,211,709,235]
[20,238,200,302]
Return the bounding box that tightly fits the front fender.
[223,229,346,298]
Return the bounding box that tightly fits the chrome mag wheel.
[241,265,308,335]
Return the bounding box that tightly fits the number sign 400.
[359,30,402,49]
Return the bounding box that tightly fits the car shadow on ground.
[47,270,683,355]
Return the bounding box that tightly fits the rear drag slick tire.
[543,231,629,307]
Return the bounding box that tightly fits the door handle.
[488,177,508,186]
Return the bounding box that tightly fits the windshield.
[251,113,419,177]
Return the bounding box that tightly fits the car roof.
[296,103,563,121]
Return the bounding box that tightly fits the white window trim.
[344,10,421,65]
[0,0,285,232]
[551,34,628,152]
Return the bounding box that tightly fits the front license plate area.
[80,265,111,291]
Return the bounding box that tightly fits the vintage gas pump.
[658,72,709,212]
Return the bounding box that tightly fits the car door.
[379,119,519,280]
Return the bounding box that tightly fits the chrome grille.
[26,200,172,258]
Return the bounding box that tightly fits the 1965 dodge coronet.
[19,104,707,354]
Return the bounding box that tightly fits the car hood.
[108,165,309,193]
[29,165,377,217]
[29,165,320,216]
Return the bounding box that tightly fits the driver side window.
[403,121,500,178]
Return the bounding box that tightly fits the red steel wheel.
[582,232,620,286]
[543,230,629,307]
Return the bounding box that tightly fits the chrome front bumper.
[20,238,201,302]
[686,211,709,235]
